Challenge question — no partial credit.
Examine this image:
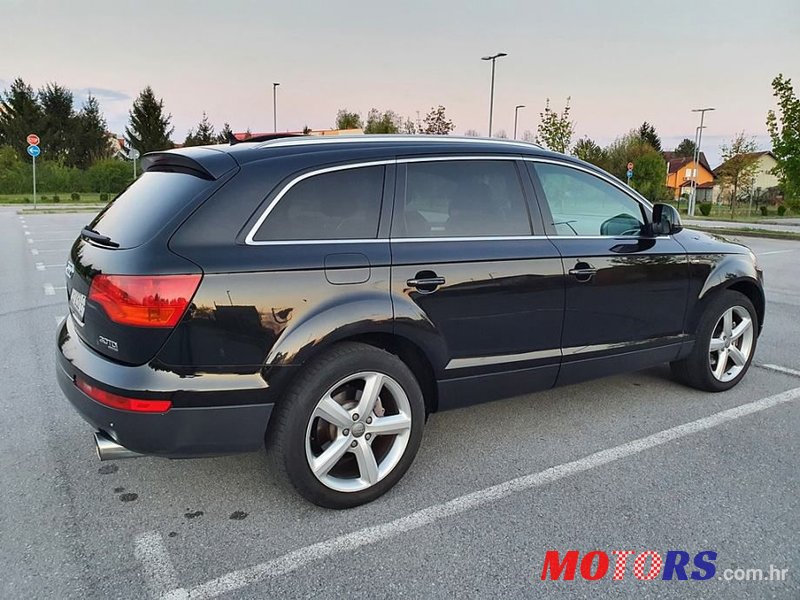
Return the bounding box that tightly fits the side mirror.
[651,203,682,235]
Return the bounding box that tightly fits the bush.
[52,194,60,203]
[99,193,109,202]
[698,203,712,216]
[40,195,48,201]
[71,192,80,201]
[760,206,768,216]
[787,200,800,214]
[777,205,787,216]
[87,159,133,194]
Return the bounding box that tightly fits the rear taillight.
[88,274,201,328]
[76,377,172,413]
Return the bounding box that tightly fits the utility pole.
[513,105,525,139]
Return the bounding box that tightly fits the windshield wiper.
[81,226,120,248]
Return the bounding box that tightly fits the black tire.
[268,342,425,508]
[670,290,758,392]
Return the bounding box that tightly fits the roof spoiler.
[141,147,239,180]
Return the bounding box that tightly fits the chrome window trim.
[244,154,664,246]
[244,160,394,245]
[522,156,654,209]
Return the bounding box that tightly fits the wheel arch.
[691,272,764,336]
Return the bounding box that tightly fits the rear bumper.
[56,317,279,457]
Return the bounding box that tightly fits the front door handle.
[568,262,597,282]
[407,274,445,292]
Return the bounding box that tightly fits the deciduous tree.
[717,132,759,213]
[364,109,401,134]
[767,73,800,199]
[535,97,574,153]
[464,129,480,137]
[422,105,454,135]
[335,109,363,130]
[125,86,174,154]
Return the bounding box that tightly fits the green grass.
[669,202,798,222]
[689,226,800,241]
[0,193,109,205]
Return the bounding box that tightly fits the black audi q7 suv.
[57,135,764,508]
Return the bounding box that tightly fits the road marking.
[30,249,38,255]
[31,238,75,243]
[134,532,187,600]
[35,262,45,271]
[758,249,795,256]
[33,248,69,253]
[148,385,800,600]
[27,238,33,244]
[759,363,800,378]
[55,315,65,325]
[43,284,55,296]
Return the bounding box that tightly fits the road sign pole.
[133,156,136,179]
[32,155,36,210]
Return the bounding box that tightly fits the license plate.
[70,289,86,321]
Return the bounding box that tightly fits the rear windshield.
[89,171,211,249]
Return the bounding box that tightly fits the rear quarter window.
[89,171,212,249]
[251,165,385,242]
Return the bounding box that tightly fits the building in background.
[664,151,716,204]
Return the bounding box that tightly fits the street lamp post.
[513,104,525,139]
[688,107,715,216]
[272,82,280,133]
[481,52,507,137]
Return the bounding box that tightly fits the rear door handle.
[407,276,445,291]
[568,263,597,282]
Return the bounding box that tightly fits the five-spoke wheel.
[270,343,425,508]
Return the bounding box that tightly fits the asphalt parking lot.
[1,207,797,599]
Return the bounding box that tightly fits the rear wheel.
[671,290,757,392]
[269,343,425,508]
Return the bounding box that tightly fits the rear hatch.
[66,149,237,365]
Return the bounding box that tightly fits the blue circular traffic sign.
[27,145,41,158]
[626,169,633,178]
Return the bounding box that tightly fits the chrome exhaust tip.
[93,431,142,461]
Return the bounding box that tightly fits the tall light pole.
[272,82,280,133]
[688,107,715,216]
[513,104,525,139]
[481,52,507,137]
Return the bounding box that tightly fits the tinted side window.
[395,160,531,237]
[534,163,645,236]
[253,166,384,241]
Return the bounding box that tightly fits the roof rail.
[229,132,305,145]
[254,134,545,151]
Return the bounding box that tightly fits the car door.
[390,156,565,410]
[527,159,689,385]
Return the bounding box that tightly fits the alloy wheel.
[708,305,754,383]
[304,371,412,493]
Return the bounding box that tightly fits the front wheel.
[671,290,758,392]
[269,342,425,508]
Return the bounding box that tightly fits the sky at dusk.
[2,0,799,166]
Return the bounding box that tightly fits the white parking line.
[142,384,800,600]
[758,249,795,256]
[759,363,800,378]
[30,249,38,256]
[55,315,65,325]
[35,262,45,271]
[135,532,186,600]
[43,284,55,296]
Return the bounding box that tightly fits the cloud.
[72,87,131,103]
